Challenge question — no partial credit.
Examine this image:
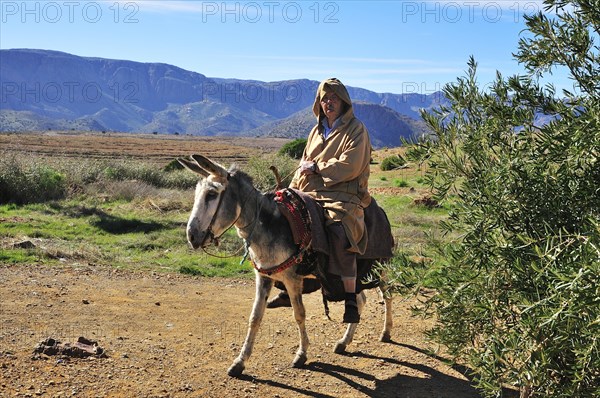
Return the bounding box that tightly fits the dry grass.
[0,131,290,166]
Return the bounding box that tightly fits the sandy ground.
[0,264,488,398]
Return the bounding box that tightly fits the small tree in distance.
[396,1,599,397]
[278,138,307,160]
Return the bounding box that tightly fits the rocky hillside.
[0,49,442,147]
[248,102,431,147]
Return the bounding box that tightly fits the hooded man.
[289,77,372,324]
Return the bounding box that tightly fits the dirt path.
[0,264,482,398]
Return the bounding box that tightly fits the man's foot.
[266,292,292,308]
[343,293,360,323]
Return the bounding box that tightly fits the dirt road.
[0,264,483,398]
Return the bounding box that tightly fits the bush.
[278,138,307,159]
[102,161,196,190]
[163,159,184,172]
[393,3,600,396]
[0,154,199,204]
[0,155,67,204]
[403,60,599,397]
[380,154,406,171]
[393,179,409,188]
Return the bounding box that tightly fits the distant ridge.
[0,49,444,147]
[248,102,431,147]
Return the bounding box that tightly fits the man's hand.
[299,160,318,175]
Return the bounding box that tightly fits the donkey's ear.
[190,154,229,179]
[178,157,209,177]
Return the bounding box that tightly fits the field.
[0,131,290,165]
[0,132,502,398]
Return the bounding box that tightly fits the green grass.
[393,178,409,187]
[0,154,449,279]
[0,198,257,276]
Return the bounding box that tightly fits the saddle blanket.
[283,188,395,260]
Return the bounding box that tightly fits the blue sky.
[1,0,572,94]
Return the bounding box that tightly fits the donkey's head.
[178,155,241,249]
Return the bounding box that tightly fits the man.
[271,78,372,324]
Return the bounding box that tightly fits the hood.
[312,78,354,124]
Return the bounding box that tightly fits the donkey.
[178,154,393,377]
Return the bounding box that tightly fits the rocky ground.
[0,264,493,398]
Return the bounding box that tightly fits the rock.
[33,337,107,359]
[13,240,35,249]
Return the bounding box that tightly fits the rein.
[200,178,262,260]
[199,166,305,274]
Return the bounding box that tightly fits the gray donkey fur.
[178,154,393,377]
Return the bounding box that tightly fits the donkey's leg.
[227,273,273,377]
[285,277,309,368]
[334,291,366,354]
[378,284,393,342]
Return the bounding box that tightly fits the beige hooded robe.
[289,78,372,254]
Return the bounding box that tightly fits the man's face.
[320,89,343,121]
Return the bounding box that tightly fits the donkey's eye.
[205,191,218,201]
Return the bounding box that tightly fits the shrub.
[278,138,307,159]
[0,155,67,204]
[390,3,600,396]
[403,57,599,398]
[0,154,199,204]
[393,179,409,188]
[102,161,195,190]
[163,159,184,172]
[380,154,406,171]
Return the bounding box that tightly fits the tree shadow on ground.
[48,203,173,234]
[383,341,520,398]
[89,210,166,234]
[308,358,480,398]
[244,340,520,398]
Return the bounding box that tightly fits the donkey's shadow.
[246,340,520,398]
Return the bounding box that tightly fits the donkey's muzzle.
[187,227,209,249]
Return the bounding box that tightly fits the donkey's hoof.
[227,361,245,377]
[380,331,392,342]
[292,353,307,368]
[334,342,347,354]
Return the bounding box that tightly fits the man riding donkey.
[268,77,374,324]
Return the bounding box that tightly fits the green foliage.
[0,156,198,204]
[278,138,307,159]
[0,198,257,277]
[0,155,67,204]
[163,159,185,172]
[398,2,600,397]
[393,179,409,188]
[102,162,194,189]
[380,154,406,171]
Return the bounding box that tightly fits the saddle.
[274,188,395,302]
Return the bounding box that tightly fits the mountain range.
[0,49,445,147]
